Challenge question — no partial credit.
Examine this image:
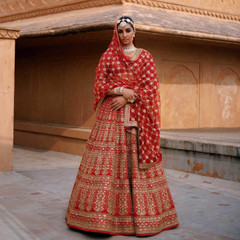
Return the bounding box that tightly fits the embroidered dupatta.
[93,24,162,169]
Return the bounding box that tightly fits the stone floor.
[0,145,240,240]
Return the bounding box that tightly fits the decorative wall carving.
[214,66,240,127]
[0,0,239,23]
[0,0,121,23]
[0,28,19,39]
[126,0,240,21]
[221,0,236,4]
[161,61,200,129]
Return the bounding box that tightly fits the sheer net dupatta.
[93,23,162,169]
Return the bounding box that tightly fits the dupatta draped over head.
[93,22,162,169]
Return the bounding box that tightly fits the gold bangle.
[119,87,124,95]
[113,87,119,95]
[114,87,124,95]
[114,87,120,95]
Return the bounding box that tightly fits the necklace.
[122,44,136,53]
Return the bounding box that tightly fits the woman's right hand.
[122,88,138,100]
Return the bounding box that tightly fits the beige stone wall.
[162,0,240,15]
[15,31,240,130]
[140,35,240,129]
[0,28,19,171]
[15,32,110,128]
[0,0,239,23]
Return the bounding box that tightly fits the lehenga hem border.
[65,217,179,236]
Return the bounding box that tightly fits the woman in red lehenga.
[65,16,179,236]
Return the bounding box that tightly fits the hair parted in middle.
[117,16,135,30]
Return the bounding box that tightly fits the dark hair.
[117,16,134,30]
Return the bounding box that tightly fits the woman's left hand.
[110,96,127,110]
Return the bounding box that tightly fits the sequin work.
[65,97,179,236]
[93,23,162,169]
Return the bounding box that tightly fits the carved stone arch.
[168,64,198,84]
[161,62,199,129]
[214,67,240,126]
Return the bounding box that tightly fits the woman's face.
[117,23,135,46]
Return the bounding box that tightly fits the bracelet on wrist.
[114,87,124,95]
[113,87,119,95]
[119,87,124,95]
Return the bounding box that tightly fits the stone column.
[0,28,19,171]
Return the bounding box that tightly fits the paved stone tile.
[0,146,239,240]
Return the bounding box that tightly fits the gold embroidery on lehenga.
[94,190,106,212]
[145,193,157,215]
[124,103,138,130]
[136,194,147,216]
[65,97,179,235]
[86,190,94,212]
[119,194,129,216]
[107,192,116,215]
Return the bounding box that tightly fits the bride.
[65,15,179,236]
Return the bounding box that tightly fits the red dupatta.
[93,23,162,169]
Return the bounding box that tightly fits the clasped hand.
[110,88,138,110]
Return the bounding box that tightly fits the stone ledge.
[0,27,19,39]
[160,134,240,157]
[14,120,91,140]
[14,121,240,158]
[0,0,239,23]
[1,4,240,44]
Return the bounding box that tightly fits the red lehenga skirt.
[65,96,179,236]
